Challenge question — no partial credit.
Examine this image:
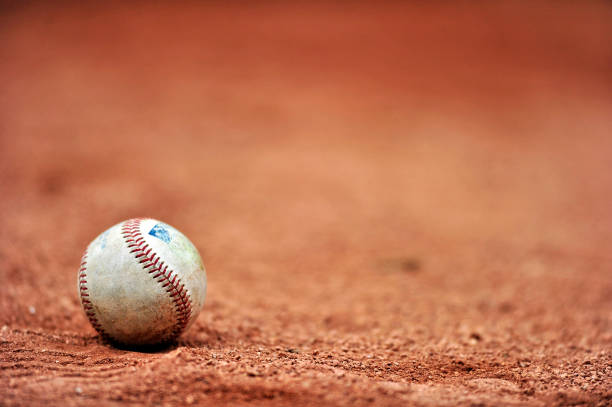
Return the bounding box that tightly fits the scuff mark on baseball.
[78,218,207,346]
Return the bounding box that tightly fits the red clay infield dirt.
[1,2,611,406]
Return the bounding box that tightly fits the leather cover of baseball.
[78,218,207,346]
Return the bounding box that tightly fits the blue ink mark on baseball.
[148,224,171,243]
[99,230,109,249]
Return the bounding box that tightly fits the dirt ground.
[1,1,611,406]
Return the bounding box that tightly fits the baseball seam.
[120,218,193,343]
[78,250,111,340]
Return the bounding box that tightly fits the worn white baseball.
[78,218,207,346]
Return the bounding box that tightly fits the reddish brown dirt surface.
[1,2,612,406]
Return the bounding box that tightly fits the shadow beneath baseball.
[102,338,181,354]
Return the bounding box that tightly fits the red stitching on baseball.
[78,250,111,340]
[120,218,193,342]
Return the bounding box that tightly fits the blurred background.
[0,1,611,403]
[2,1,611,249]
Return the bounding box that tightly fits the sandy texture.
[1,2,611,406]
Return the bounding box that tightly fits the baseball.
[78,218,207,346]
